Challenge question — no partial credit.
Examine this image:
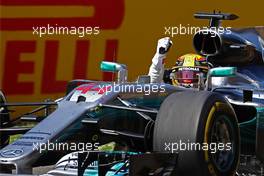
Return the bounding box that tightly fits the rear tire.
[0,91,10,148]
[153,91,240,176]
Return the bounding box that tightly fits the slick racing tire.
[153,91,240,176]
[0,91,10,148]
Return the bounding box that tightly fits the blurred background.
[0,0,263,104]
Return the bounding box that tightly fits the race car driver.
[148,37,209,88]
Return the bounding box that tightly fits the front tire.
[153,91,240,176]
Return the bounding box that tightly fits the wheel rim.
[210,114,237,172]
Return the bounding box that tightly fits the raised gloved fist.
[157,37,173,54]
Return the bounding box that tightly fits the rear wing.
[194,11,239,27]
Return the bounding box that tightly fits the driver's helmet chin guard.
[171,53,209,88]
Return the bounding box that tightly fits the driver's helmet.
[171,53,209,88]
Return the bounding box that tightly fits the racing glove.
[148,37,172,83]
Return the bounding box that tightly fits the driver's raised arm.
[148,37,172,83]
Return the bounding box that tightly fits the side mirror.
[208,67,237,77]
[100,61,120,72]
[100,61,127,83]
[206,67,237,90]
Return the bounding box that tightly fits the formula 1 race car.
[0,12,264,176]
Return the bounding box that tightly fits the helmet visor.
[176,70,199,84]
